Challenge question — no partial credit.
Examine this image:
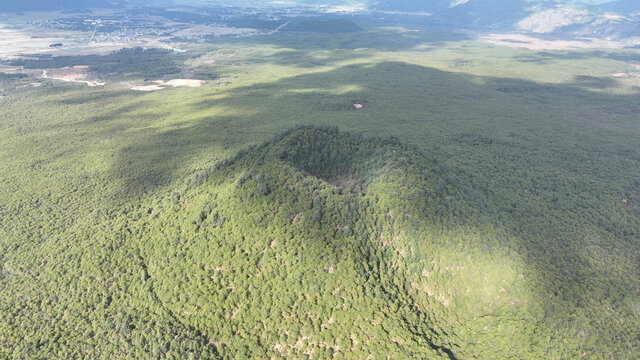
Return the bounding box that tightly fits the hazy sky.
[182,0,618,5]
[0,0,627,14]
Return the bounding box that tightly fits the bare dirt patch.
[164,79,205,87]
[0,64,22,72]
[0,63,104,86]
[611,72,640,78]
[42,67,104,86]
[130,79,205,91]
[45,67,87,82]
[131,84,164,91]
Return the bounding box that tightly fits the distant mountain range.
[370,0,640,39]
[515,3,640,39]
[2,0,639,41]
[598,0,640,14]
[187,1,640,40]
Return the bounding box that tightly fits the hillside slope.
[124,127,574,358]
[1,40,639,357]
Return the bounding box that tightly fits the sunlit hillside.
[1,3,639,359]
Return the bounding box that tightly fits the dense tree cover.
[0,73,27,81]
[283,19,362,34]
[8,48,182,79]
[127,127,552,358]
[1,28,639,358]
[3,124,632,358]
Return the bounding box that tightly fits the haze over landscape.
[0,0,639,359]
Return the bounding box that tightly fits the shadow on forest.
[75,58,640,206]
[571,75,619,89]
[249,29,459,68]
[256,49,370,69]
[223,23,469,53]
[52,57,640,332]
[55,89,141,106]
